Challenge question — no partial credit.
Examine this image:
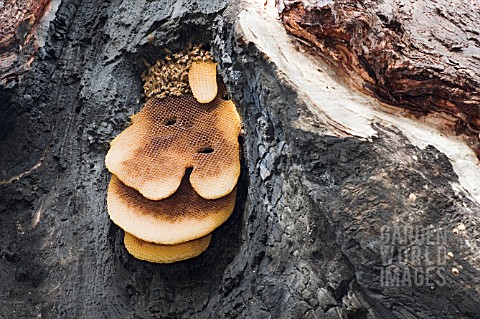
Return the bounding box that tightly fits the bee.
[142,45,215,99]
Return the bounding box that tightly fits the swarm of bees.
[142,45,213,99]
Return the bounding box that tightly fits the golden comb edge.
[188,60,218,104]
[124,232,212,263]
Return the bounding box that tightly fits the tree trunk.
[0,0,479,318]
[0,0,52,88]
[279,0,480,158]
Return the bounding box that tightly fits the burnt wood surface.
[0,0,479,318]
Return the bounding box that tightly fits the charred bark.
[0,0,479,318]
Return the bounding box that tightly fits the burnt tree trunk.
[1,0,479,318]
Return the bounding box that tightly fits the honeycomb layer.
[124,232,212,264]
[188,60,218,104]
[105,94,241,200]
[107,174,236,244]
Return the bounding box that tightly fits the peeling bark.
[0,0,52,87]
[279,0,480,158]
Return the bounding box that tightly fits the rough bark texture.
[0,0,52,87]
[0,0,480,318]
[279,0,480,158]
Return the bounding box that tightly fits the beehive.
[106,45,241,263]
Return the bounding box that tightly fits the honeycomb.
[106,45,241,263]
[188,60,218,103]
[107,174,236,245]
[105,94,241,200]
[124,232,212,264]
